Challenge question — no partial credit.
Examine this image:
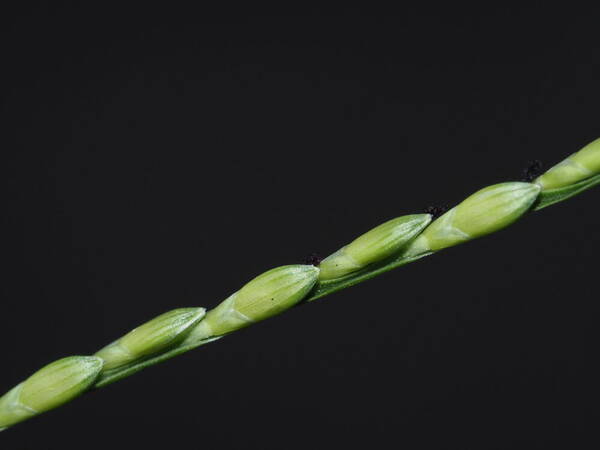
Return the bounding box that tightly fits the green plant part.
[403,182,540,256]
[95,264,319,388]
[0,356,103,430]
[535,138,600,190]
[1,137,599,432]
[186,264,319,341]
[96,308,206,370]
[319,214,432,280]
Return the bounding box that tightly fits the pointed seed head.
[319,214,432,280]
[96,307,206,370]
[0,356,103,429]
[404,182,540,255]
[198,265,319,337]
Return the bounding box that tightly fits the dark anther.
[303,253,322,266]
[424,205,448,219]
[522,160,543,182]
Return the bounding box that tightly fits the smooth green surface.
[191,265,320,339]
[319,214,431,280]
[96,308,205,370]
[233,265,319,322]
[404,182,540,256]
[19,357,103,412]
[0,357,103,428]
[452,182,540,237]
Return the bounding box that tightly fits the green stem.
[95,337,222,388]
[306,253,432,302]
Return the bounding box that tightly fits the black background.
[2,4,599,449]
